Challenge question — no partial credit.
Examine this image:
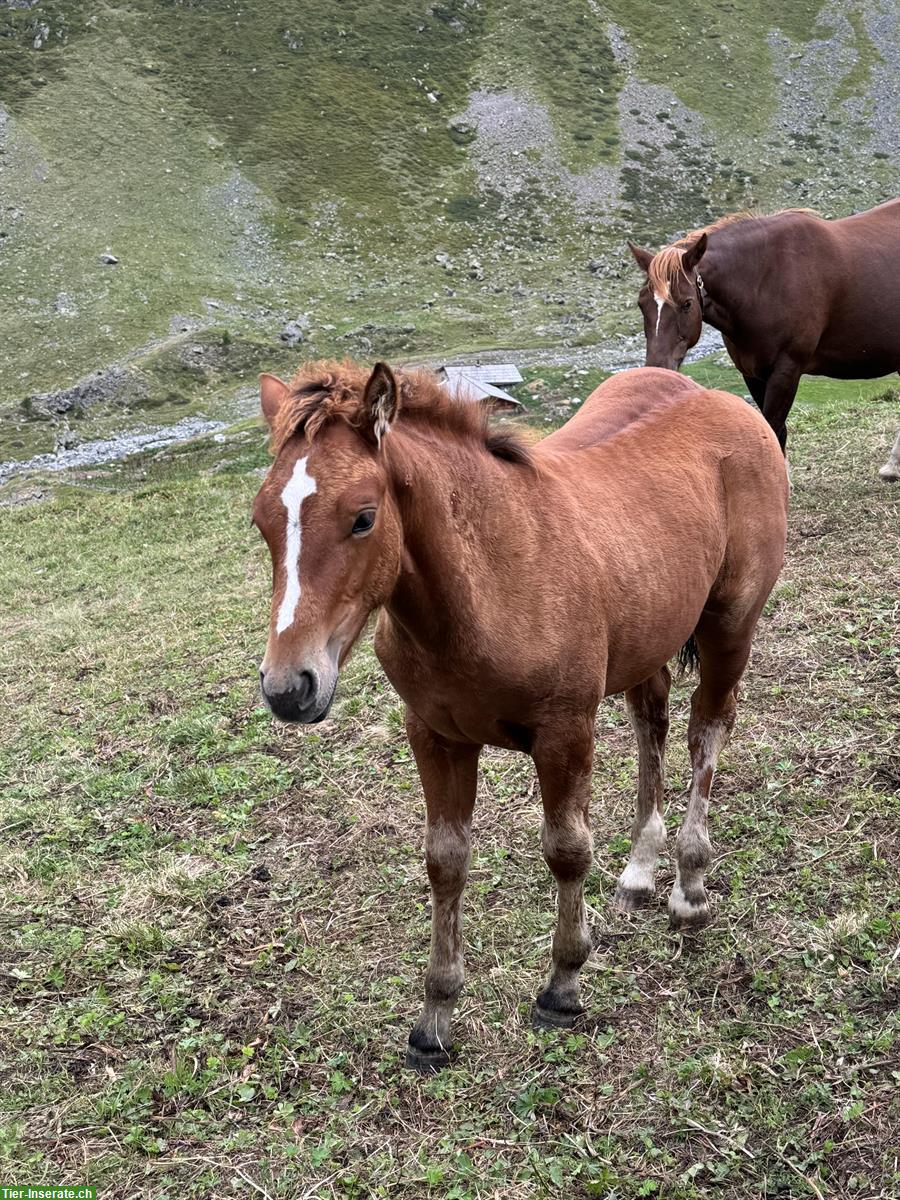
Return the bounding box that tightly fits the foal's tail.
[677,633,701,676]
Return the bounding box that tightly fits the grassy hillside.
[1,386,898,1198]
[1,0,899,462]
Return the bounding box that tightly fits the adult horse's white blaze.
[275,455,317,635]
[654,292,665,335]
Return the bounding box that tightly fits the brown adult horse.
[252,359,788,1071]
[628,200,900,473]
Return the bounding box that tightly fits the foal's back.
[542,367,701,454]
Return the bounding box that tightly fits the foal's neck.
[383,425,535,649]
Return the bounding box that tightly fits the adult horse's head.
[628,233,707,371]
[252,361,403,723]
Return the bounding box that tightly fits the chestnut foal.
[252,360,788,1071]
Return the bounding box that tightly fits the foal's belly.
[374,599,707,751]
[378,659,543,751]
[374,619,599,751]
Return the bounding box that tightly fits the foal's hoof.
[532,1004,580,1031]
[406,1028,453,1074]
[532,990,584,1031]
[405,1043,452,1074]
[668,901,712,933]
[614,885,655,914]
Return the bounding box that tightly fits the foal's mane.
[648,208,820,302]
[270,359,533,467]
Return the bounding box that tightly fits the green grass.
[0,0,603,407]
[683,355,900,411]
[483,1,622,169]
[1,383,898,1197]
[0,327,300,463]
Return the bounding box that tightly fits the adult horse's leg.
[668,630,752,931]
[878,427,900,482]
[759,359,803,453]
[615,666,671,911]
[405,710,481,1072]
[532,718,596,1028]
[742,375,768,414]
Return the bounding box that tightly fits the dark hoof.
[532,1003,580,1031]
[405,1043,452,1074]
[614,885,655,913]
[531,989,584,1031]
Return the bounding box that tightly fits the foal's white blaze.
[653,292,665,335]
[275,455,317,635]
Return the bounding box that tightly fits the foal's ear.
[260,373,290,429]
[362,362,400,447]
[628,241,654,274]
[682,232,708,272]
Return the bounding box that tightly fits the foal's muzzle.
[260,667,335,724]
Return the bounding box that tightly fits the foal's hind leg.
[669,633,751,930]
[405,710,481,1072]
[615,666,671,912]
[531,718,596,1028]
[879,427,900,482]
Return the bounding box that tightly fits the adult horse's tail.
[677,634,700,675]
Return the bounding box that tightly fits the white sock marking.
[275,455,317,635]
[619,810,666,893]
[879,431,900,480]
[669,878,704,918]
[654,292,665,335]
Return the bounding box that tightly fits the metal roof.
[437,369,522,410]
[437,363,523,386]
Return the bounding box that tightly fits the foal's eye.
[351,509,376,536]
[680,299,693,312]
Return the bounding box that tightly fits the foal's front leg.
[405,710,480,1072]
[532,719,596,1029]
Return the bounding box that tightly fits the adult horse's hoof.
[614,884,655,913]
[405,1043,452,1074]
[878,461,899,482]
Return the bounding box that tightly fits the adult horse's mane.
[270,358,533,467]
[648,208,821,301]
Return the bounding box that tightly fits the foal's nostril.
[261,667,321,722]
[294,669,315,707]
